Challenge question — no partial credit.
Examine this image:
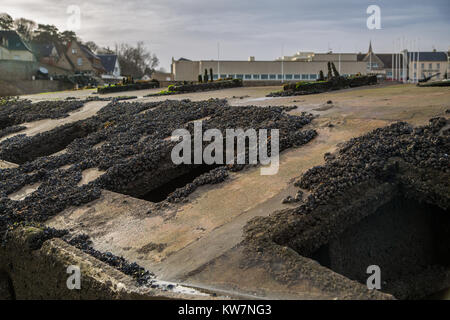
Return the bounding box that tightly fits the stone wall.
[0,80,74,97]
[0,227,206,299]
[0,60,38,81]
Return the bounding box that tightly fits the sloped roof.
[98,54,118,73]
[76,43,105,72]
[0,30,33,52]
[358,52,404,69]
[79,44,99,60]
[31,42,56,57]
[407,52,447,62]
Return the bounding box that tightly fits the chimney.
[248,56,255,62]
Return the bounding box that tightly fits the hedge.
[97,80,159,94]
[269,75,377,97]
[145,79,243,97]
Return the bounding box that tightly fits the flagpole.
[392,40,394,81]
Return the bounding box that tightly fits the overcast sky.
[2,0,449,70]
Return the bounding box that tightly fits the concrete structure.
[172,42,448,83]
[151,70,173,82]
[171,55,366,82]
[1,84,449,299]
[0,30,35,62]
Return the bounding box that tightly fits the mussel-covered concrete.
[1,83,449,299]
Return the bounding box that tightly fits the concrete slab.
[12,83,450,298]
[0,100,110,143]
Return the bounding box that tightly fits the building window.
[220,74,227,79]
[294,74,301,80]
[252,74,260,80]
[77,58,83,66]
[72,48,77,54]
[261,74,269,80]
[437,63,440,69]
[13,55,20,60]
[213,74,219,80]
[277,74,283,80]
[301,74,308,80]
[236,74,243,79]
[421,63,424,69]
[269,74,276,80]
[285,74,293,80]
[429,63,432,69]
[414,63,417,69]
[310,74,317,80]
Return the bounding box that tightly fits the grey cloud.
[2,0,449,69]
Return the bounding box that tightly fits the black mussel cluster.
[0,98,318,285]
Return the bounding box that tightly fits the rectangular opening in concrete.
[140,164,218,203]
[309,196,450,299]
[0,122,95,164]
[105,161,219,204]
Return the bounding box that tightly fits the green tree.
[33,24,61,44]
[60,30,78,46]
[204,69,209,82]
[0,13,13,30]
[209,68,213,82]
[198,74,203,83]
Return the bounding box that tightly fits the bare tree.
[13,18,36,41]
[84,41,98,53]
[97,46,115,54]
[117,41,159,79]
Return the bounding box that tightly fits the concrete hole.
[106,163,219,204]
[307,196,450,299]
[2,122,95,164]
[140,164,218,203]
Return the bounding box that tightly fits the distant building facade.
[171,54,366,82]
[407,51,448,81]
[66,41,105,75]
[31,42,74,72]
[172,42,448,83]
[98,54,121,79]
